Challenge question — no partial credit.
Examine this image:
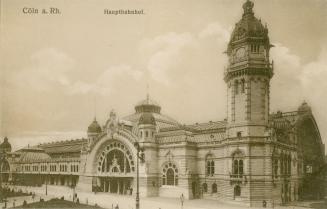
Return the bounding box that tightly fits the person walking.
[180,193,184,209]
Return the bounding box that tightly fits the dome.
[298,101,312,113]
[138,112,156,125]
[87,118,102,133]
[124,96,180,129]
[135,95,161,114]
[228,0,269,46]
[0,137,12,152]
[19,147,51,163]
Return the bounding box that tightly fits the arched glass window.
[234,185,241,197]
[212,183,217,193]
[166,168,174,185]
[162,163,178,186]
[97,141,135,174]
[202,183,208,193]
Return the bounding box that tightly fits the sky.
[1,0,327,151]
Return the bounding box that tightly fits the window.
[234,185,241,197]
[234,80,239,95]
[288,155,291,175]
[162,163,178,186]
[280,154,284,175]
[140,131,143,138]
[166,168,174,185]
[232,158,244,178]
[202,183,208,193]
[241,79,245,93]
[212,183,217,193]
[273,159,278,178]
[205,155,215,177]
[232,150,244,178]
[251,44,260,53]
[145,131,149,137]
[237,131,242,138]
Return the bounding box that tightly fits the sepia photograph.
[1,0,327,208]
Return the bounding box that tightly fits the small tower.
[87,118,102,141]
[0,137,12,153]
[138,112,156,142]
[225,0,273,138]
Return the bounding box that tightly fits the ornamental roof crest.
[104,109,119,138]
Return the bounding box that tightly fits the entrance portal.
[100,177,133,195]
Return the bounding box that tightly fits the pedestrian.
[115,204,119,209]
[180,193,184,209]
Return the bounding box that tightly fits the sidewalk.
[2,185,321,209]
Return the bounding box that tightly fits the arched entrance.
[95,140,135,195]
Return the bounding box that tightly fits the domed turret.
[138,112,156,142]
[0,137,12,153]
[135,95,161,114]
[298,101,312,113]
[228,0,269,54]
[87,118,102,138]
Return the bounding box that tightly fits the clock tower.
[225,0,274,138]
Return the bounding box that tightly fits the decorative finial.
[94,95,97,121]
[242,0,254,16]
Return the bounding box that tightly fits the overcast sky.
[1,0,327,151]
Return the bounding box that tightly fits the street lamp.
[134,142,144,209]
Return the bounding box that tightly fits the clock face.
[235,47,246,59]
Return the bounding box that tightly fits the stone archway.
[81,131,139,194]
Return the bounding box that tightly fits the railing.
[229,174,247,185]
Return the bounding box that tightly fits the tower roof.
[228,0,269,51]
[298,101,312,113]
[87,118,102,133]
[135,95,161,114]
[0,137,11,150]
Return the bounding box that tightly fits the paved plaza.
[1,185,325,209]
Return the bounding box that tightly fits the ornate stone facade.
[0,1,326,207]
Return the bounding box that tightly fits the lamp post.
[134,142,144,209]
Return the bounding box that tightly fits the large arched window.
[97,141,135,174]
[205,154,215,177]
[162,162,178,186]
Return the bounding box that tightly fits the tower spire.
[146,83,150,103]
[94,95,97,121]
